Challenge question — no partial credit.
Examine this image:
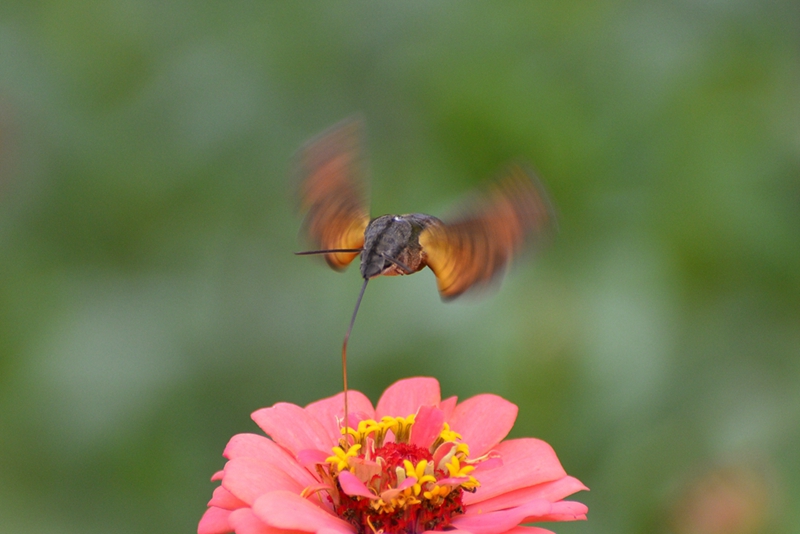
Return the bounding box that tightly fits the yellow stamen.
[445,455,475,478]
[324,414,488,525]
[438,422,462,442]
[325,443,361,471]
[423,484,450,503]
[461,475,480,490]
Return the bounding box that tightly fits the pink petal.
[439,395,458,420]
[398,476,417,491]
[211,470,225,482]
[222,457,306,505]
[297,448,329,469]
[499,527,556,534]
[251,402,333,456]
[449,394,518,457]
[252,490,354,533]
[198,506,232,534]
[474,456,504,472]
[380,476,417,501]
[376,377,441,418]
[305,390,375,444]
[209,485,247,510]
[410,406,445,449]
[338,470,377,499]
[224,433,317,486]
[452,499,552,534]
[351,457,382,485]
[466,476,588,512]
[530,500,588,522]
[433,441,457,468]
[464,439,567,505]
[227,508,275,534]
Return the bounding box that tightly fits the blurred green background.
[1,2,799,533]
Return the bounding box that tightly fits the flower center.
[315,413,483,533]
[373,441,433,477]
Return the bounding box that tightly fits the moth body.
[360,213,440,279]
[293,117,556,424]
[295,117,554,299]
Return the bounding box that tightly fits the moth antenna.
[295,248,363,255]
[342,278,369,434]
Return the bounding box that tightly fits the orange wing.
[295,118,370,270]
[419,165,554,299]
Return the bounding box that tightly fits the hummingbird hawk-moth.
[294,118,554,420]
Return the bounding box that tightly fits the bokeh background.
[1,2,799,533]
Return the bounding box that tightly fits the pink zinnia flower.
[199,377,588,534]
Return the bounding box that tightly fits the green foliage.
[1,2,798,533]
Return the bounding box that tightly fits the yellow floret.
[325,443,361,472]
[438,422,463,443]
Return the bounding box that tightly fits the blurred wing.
[419,165,554,299]
[295,118,370,270]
